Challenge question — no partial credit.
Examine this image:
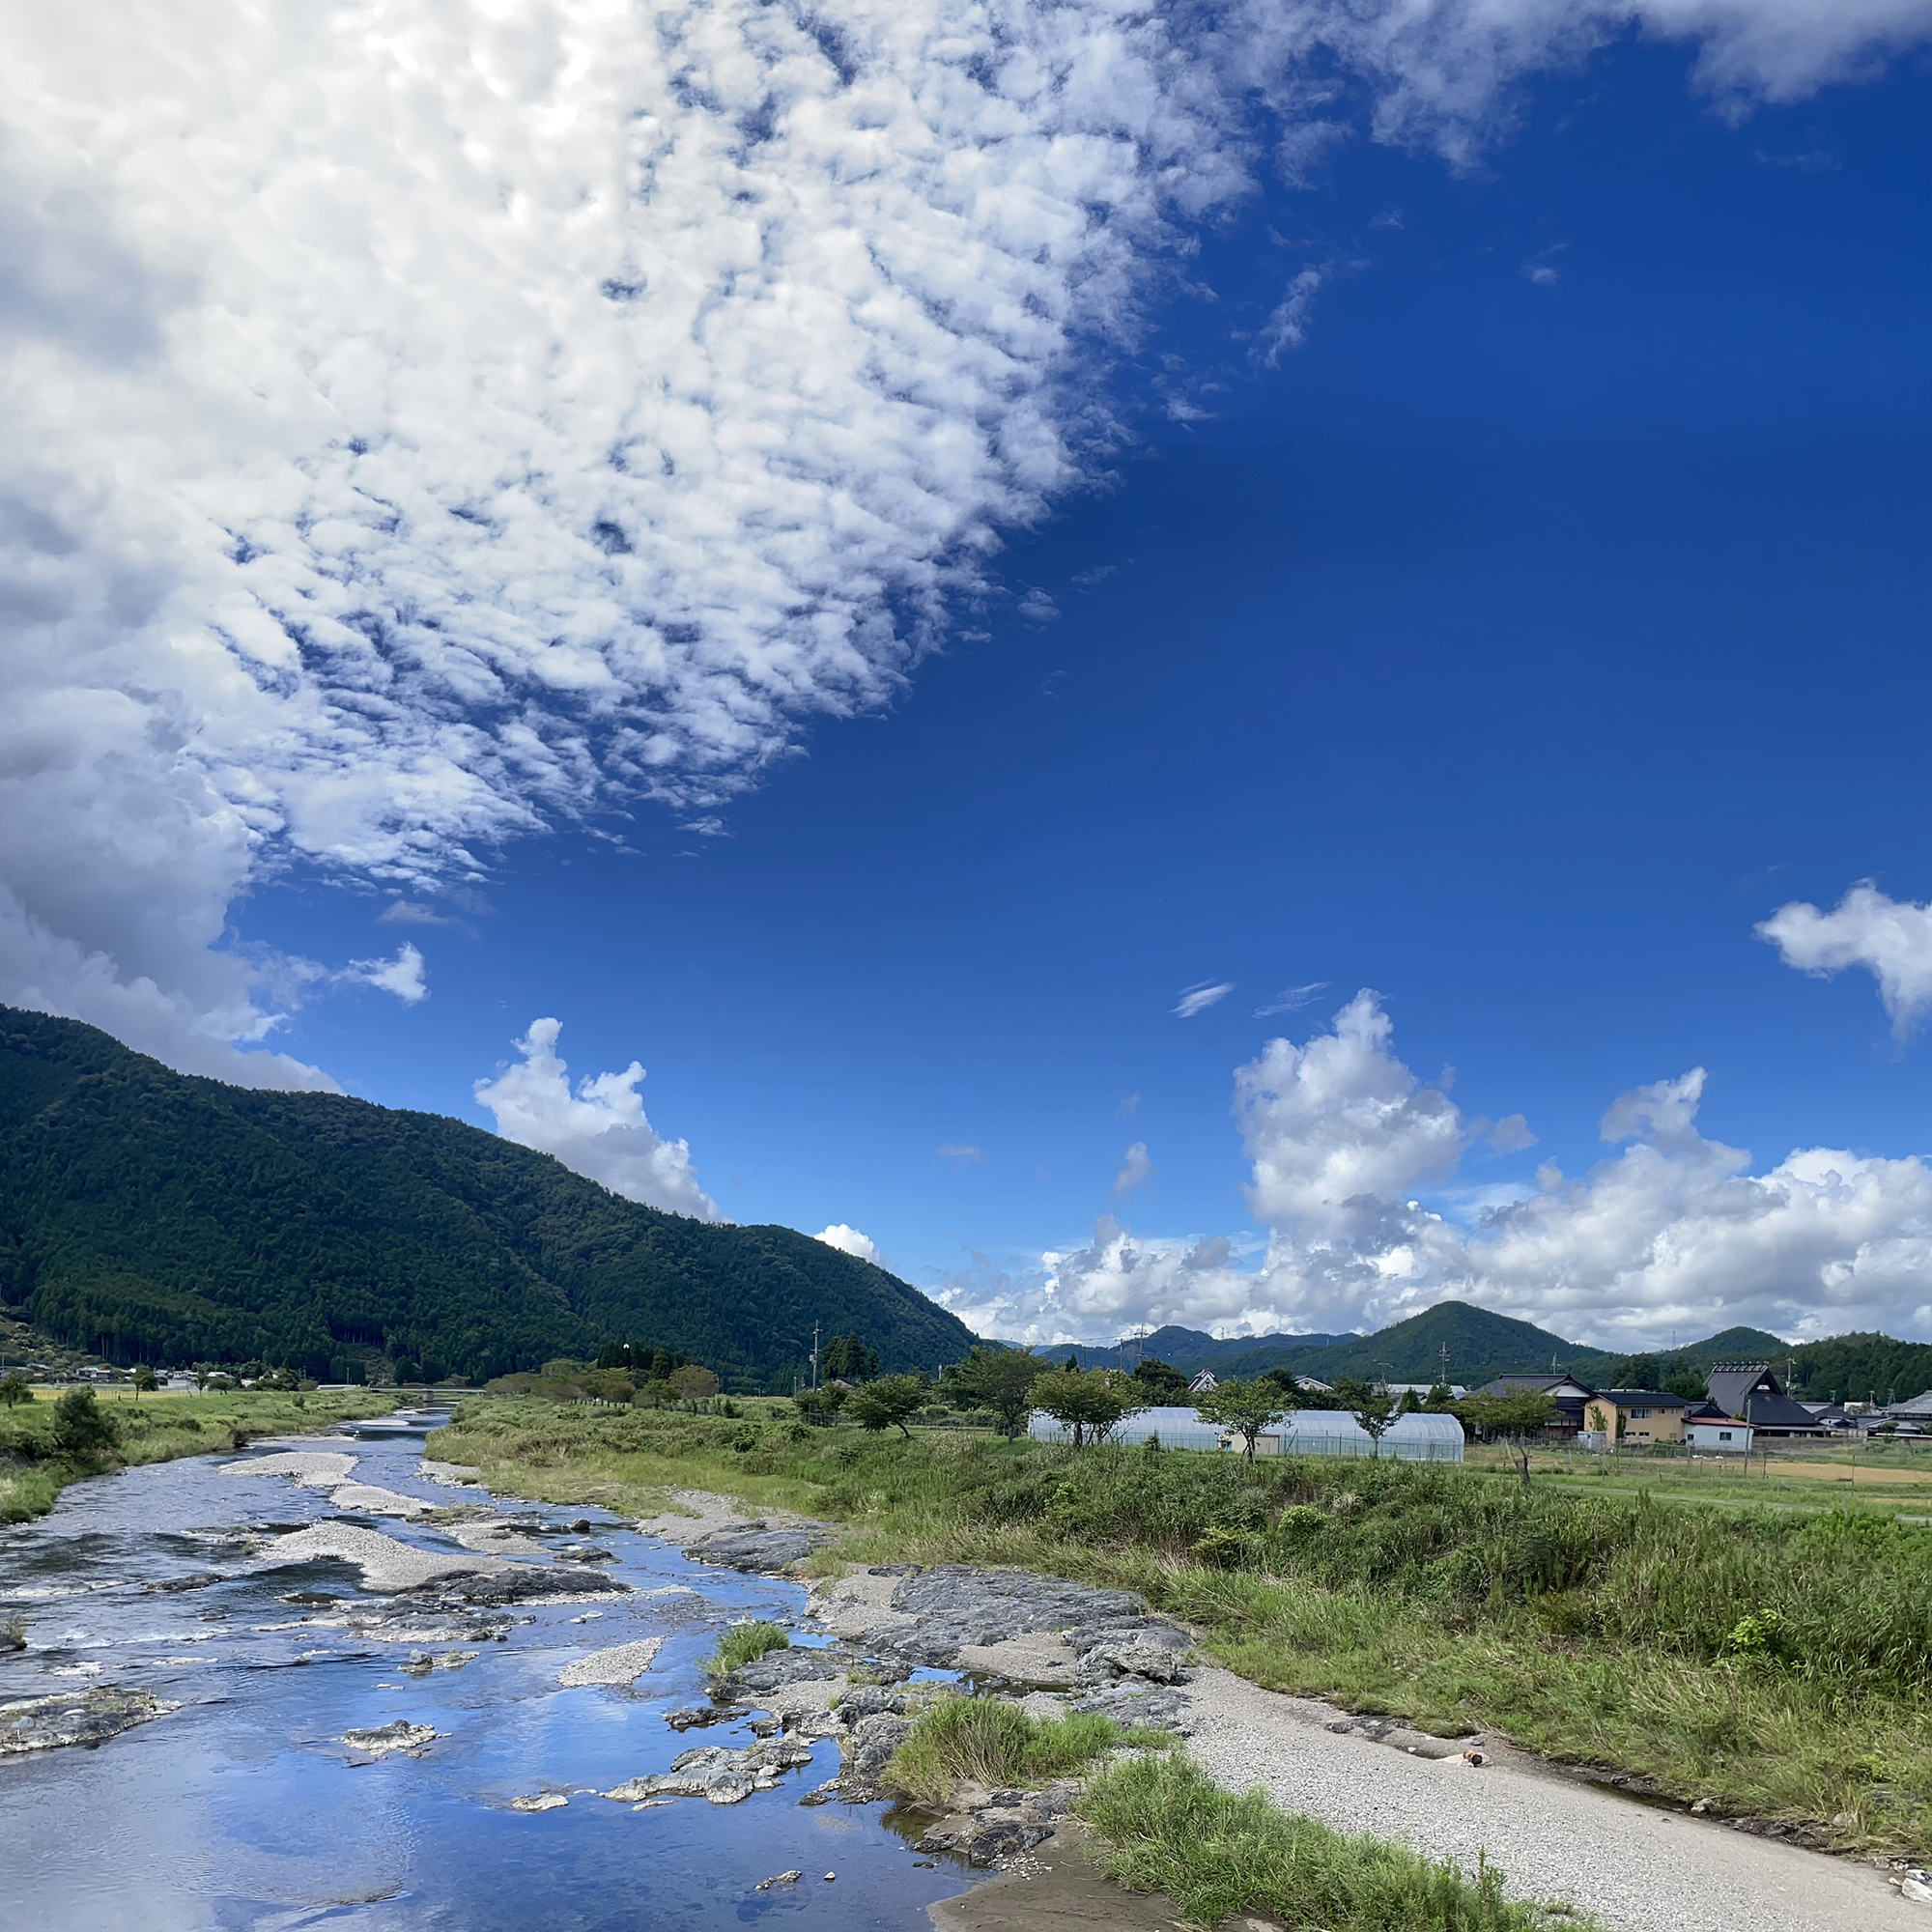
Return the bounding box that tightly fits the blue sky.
[6,5,1928,1350]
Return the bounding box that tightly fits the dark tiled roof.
[1596,1390,1690,1408]
[1705,1364,1817,1431]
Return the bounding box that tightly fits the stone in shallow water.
[601,1739,815,1805]
[510,1791,569,1811]
[0,1687,182,1755]
[557,1636,664,1687]
[343,1719,438,1757]
[683,1525,829,1572]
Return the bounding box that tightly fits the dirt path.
[1182,1664,1920,1932]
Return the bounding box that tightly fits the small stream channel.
[0,1412,976,1930]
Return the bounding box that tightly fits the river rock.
[867,1567,1150,1669]
[835,1711,912,1799]
[146,1571,224,1594]
[602,1738,815,1805]
[557,1636,665,1687]
[510,1791,568,1811]
[683,1524,829,1572]
[343,1719,438,1757]
[0,1687,182,1754]
[728,1643,908,1693]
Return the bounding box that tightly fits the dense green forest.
[0,1009,976,1389]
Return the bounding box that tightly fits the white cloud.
[1757,882,1932,1037]
[473,1017,718,1220]
[1113,1141,1155,1196]
[377,902,457,929]
[937,1143,985,1170]
[4,0,1926,1078]
[1017,588,1061,622]
[1175,980,1236,1018]
[343,942,429,1007]
[943,988,1932,1348]
[816,1223,882,1264]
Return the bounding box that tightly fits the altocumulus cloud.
[939,988,1932,1349]
[474,1018,718,1221]
[3,0,1926,1088]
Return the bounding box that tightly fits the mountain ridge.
[0,1007,974,1389]
[1012,1300,1922,1402]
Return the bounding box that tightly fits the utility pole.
[811,1321,821,1392]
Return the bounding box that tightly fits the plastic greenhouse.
[1027,1405,1463,1463]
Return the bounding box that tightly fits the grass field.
[0,1386,392,1521]
[435,1397,1932,1859]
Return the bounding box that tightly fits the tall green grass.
[709,1621,789,1675]
[1081,1754,1596,1932]
[883,1696,1167,1804]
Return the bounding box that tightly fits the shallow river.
[0,1414,973,1930]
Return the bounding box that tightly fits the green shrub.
[708,1621,790,1676]
[49,1389,120,1463]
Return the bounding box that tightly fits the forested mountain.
[1026,1301,1818,1393]
[0,1009,975,1388]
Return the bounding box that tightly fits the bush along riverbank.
[433,1397,1932,1858]
[0,1388,393,1521]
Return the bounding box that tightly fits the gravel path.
[1181,1665,1921,1932]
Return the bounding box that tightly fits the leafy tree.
[50,1387,120,1462]
[1617,1353,1662,1390]
[668,1364,721,1408]
[1460,1389,1556,1487]
[792,1383,846,1427]
[1029,1365,1148,1447]
[0,1371,31,1406]
[583,1368,635,1405]
[1661,1358,1708,1400]
[131,1365,157,1397]
[1262,1366,1345,1410]
[845,1372,930,1440]
[1130,1356,1188,1399]
[1332,1377,1395,1456]
[1191,1377,1290,1462]
[1423,1381,1456,1409]
[1396,1388,1422,1414]
[942,1347,1041,1439]
[820,1333,880,1382]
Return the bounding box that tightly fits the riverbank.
[432,1397,1932,1865]
[0,1388,394,1522]
[615,1470,1925,1931]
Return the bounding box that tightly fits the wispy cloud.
[936,1143,985,1171]
[1017,588,1061,623]
[1254,981,1328,1018]
[1175,980,1235,1019]
[1113,1142,1155,1197]
[1116,1093,1141,1120]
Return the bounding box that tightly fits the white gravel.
[251,1522,514,1592]
[1179,1664,1921,1932]
[448,1519,554,1558]
[557,1637,666,1687]
[328,1483,436,1519]
[222,1452,356,1486]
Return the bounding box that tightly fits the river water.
[0,1414,973,1930]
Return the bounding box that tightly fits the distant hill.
[1031,1324,1354,1373]
[1017,1300,1821,1393]
[0,1008,975,1390]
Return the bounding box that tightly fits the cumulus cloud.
[939,989,1932,1348]
[816,1223,882,1264]
[473,1017,717,1220]
[1757,882,1932,1037]
[4,0,1925,1079]
[1175,980,1236,1018]
[1113,1142,1156,1196]
[343,942,429,1007]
